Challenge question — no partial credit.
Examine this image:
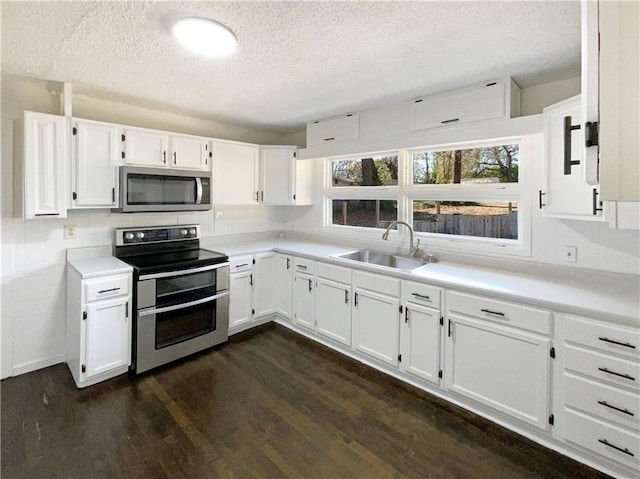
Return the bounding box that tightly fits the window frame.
[322,138,532,257]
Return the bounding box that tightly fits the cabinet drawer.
[565,344,640,391]
[564,373,640,430]
[354,270,400,296]
[316,262,351,284]
[447,290,551,335]
[564,409,640,470]
[229,255,253,273]
[85,275,129,302]
[293,257,314,274]
[403,280,441,309]
[563,315,639,359]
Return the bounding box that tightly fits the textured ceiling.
[1,1,580,134]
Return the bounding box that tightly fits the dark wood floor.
[2,324,609,479]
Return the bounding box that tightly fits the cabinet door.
[293,272,314,330]
[444,314,551,429]
[410,81,506,131]
[23,111,68,219]
[307,114,359,146]
[229,271,253,329]
[85,296,129,378]
[123,129,168,167]
[171,135,209,170]
[542,96,604,219]
[315,277,351,346]
[353,288,400,367]
[211,141,258,205]
[253,253,275,319]
[274,253,293,320]
[259,147,294,204]
[400,304,440,384]
[73,120,119,208]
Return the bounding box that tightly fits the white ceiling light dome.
[172,17,237,58]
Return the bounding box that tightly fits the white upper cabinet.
[169,134,210,170]
[72,119,119,208]
[541,95,605,220]
[211,140,259,205]
[23,111,68,219]
[122,128,169,167]
[123,128,209,170]
[259,146,295,204]
[597,1,640,201]
[409,78,519,131]
[307,114,359,146]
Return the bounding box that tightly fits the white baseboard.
[11,354,65,377]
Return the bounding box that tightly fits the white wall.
[519,77,581,116]
[0,76,290,377]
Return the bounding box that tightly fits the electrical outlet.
[64,225,77,239]
[562,246,577,263]
[216,210,223,220]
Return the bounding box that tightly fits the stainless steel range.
[114,225,229,374]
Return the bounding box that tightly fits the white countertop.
[202,238,640,326]
[67,256,133,279]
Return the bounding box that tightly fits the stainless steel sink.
[334,250,428,272]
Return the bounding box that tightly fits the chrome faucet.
[382,221,421,258]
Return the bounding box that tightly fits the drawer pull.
[98,287,120,294]
[297,265,307,269]
[598,438,635,457]
[597,400,635,417]
[598,367,636,382]
[481,308,505,317]
[598,337,637,349]
[411,292,430,300]
[235,263,248,268]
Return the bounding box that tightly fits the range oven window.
[155,300,216,349]
[127,173,197,205]
[156,270,217,307]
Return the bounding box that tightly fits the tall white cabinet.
[66,257,133,388]
[22,111,69,219]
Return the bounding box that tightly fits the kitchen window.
[324,139,529,256]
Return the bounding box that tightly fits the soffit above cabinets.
[1,1,580,134]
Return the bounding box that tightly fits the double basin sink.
[333,250,431,272]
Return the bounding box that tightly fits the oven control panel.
[116,225,200,245]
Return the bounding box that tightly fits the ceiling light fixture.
[172,17,237,58]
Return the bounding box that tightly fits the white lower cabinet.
[555,313,640,474]
[444,290,552,430]
[352,271,401,367]
[293,270,315,330]
[274,253,293,320]
[400,281,443,385]
[228,254,274,334]
[315,263,352,346]
[66,264,132,388]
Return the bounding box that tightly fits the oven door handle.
[138,291,229,317]
[138,262,229,281]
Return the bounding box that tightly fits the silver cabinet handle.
[411,292,430,300]
[481,308,505,317]
[98,287,120,294]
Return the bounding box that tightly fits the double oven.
[115,225,229,374]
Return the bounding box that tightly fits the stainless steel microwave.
[113,166,212,213]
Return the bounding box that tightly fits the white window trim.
[322,138,534,258]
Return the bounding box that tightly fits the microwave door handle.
[138,291,229,317]
[196,177,203,205]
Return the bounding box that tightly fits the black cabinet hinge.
[72,127,77,135]
[549,414,554,426]
[81,364,86,373]
[252,308,255,315]
[121,134,125,142]
[209,152,212,158]
[82,311,87,320]
[121,151,125,159]
[72,192,77,200]
[293,194,296,200]
[252,258,256,265]
[399,305,403,314]
[439,316,444,326]
[398,354,402,362]
[585,121,599,148]
[293,151,297,158]
[438,370,443,379]
[550,347,556,359]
